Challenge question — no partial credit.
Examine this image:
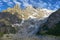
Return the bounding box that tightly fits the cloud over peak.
[0,0,60,11]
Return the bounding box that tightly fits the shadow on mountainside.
[0,9,60,38]
[36,9,60,36]
[0,12,22,37]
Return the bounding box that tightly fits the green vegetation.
[36,24,49,35]
[0,12,22,37]
[0,25,17,37]
[36,22,60,36]
[0,32,4,37]
[46,22,60,36]
[9,27,17,34]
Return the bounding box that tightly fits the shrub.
[46,22,60,36]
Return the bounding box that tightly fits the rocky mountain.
[3,4,54,20]
[37,9,60,36]
[2,4,54,36]
[0,12,22,24]
[0,12,22,37]
[43,9,60,28]
[0,4,60,40]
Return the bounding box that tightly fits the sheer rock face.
[0,12,22,34]
[43,9,60,28]
[0,12,22,24]
[2,4,54,37]
[3,4,53,20]
[0,4,60,40]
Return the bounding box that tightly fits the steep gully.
[13,11,53,37]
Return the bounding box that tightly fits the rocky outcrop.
[3,4,53,20]
[0,12,22,36]
[0,12,22,24]
[2,4,54,37]
[1,34,60,40]
[42,9,60,28]
[1,4,59,40]
[37,9,60,36]
[45,9,60,36]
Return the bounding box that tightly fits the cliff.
[0,12,22,37]
[38,9,60,36]
[3,4,53,20]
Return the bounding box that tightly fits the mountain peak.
[2,4,54,20]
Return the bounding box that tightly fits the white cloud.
[7,2,14,7]
[0,2,4,7]
[19,0,30,7]
[13,0,21,5]
[0,1,2,2]
[0,0,60,10]
[3,0,10,2]
[30,0,49,9]
[0,2,3,5]
[20,0,28,2]
[23,3,30,7]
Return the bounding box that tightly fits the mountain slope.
[0,4,60,40]
[37,9,60,36]
[3,4,54,20]
[0,12,22,37]
[2,4,54,36]
[43,9,60,28]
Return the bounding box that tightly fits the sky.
[0,0,60,12]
